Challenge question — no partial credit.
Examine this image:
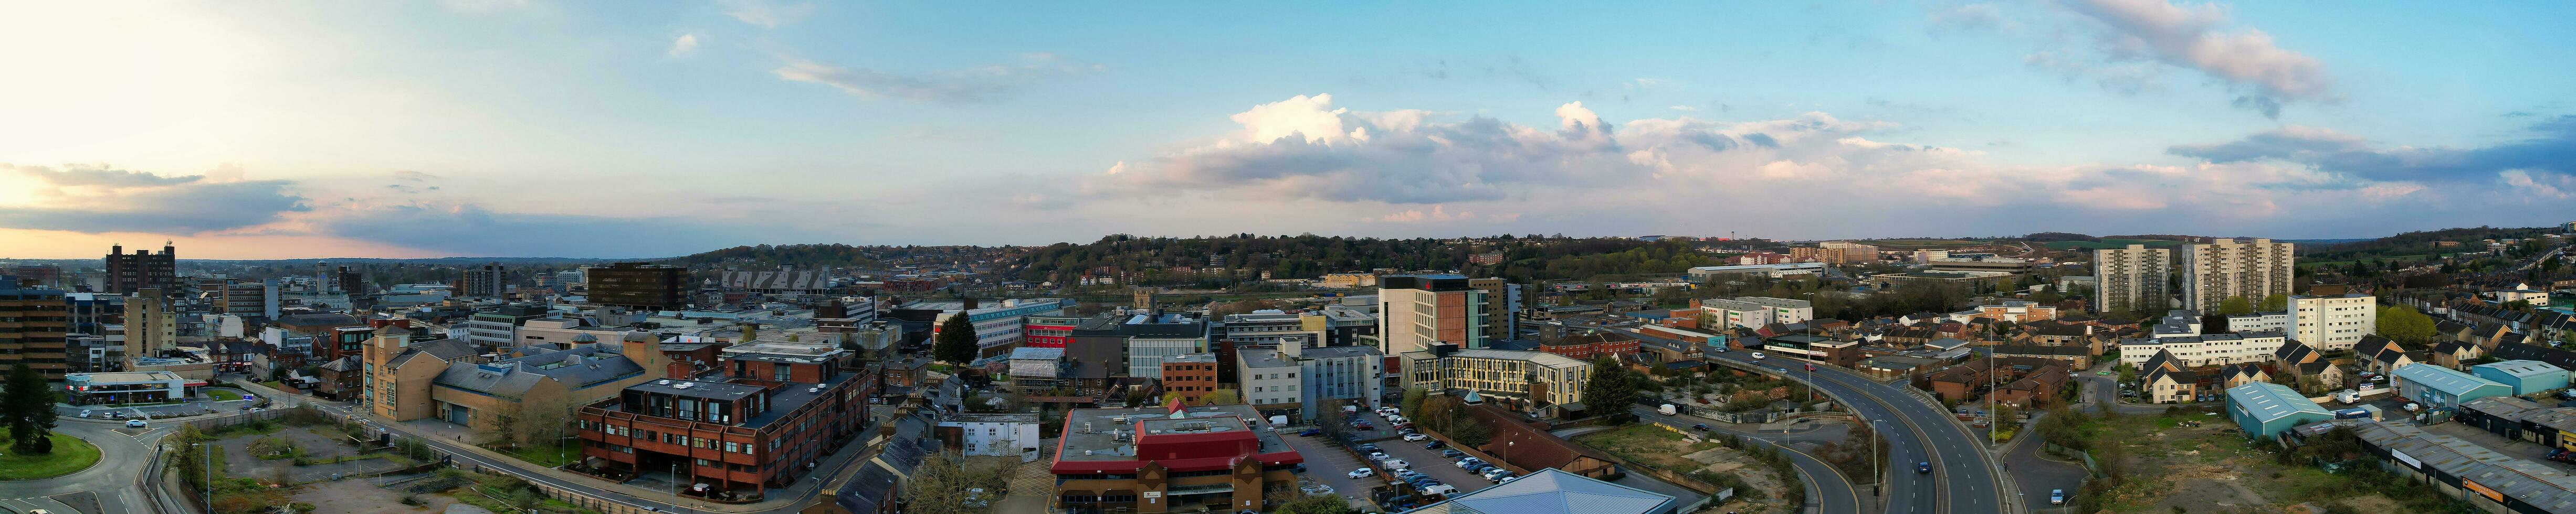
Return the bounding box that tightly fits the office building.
[586,262,690,310]
[461,262,507,298]
[463,304,553,348]
[1814,241,1881,265]
[128,288,178,364]
[218,279,281,318]
[2093,244,2171,317]
[1161,354,1221,403]
[1049,404,1305,513]
[578,351,867,498]
[103,243,176,295]
[1378,274,1489,355]
[2180,238,2295,312]
[2290,294,2378,351]
[1696,296,1814,329]
[1469,277,1522,342]
[1400,347,1591,416]
[0,276,70,378]
[911,298,1076,364]
[1218,312,1321,349]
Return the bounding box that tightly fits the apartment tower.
[2093,244,2172,318]
[1377,274,1487,355]
[103,243,176,294]
[2181,238,2295,312]
[0,276,70,379]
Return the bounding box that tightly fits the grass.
[208,389,244,402]
[1570,424,1719,473]
[0,434,103,479]
[494,439,584,468]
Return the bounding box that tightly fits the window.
[725,442,740,453]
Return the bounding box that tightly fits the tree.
[1196,388,1240,406]
[1448,415,1495,447]
[4,363,58,454]
[902,451,1008,514]
[1400,386,1427,419]
[2377,306,2437,345]
[2259,293,2289,312]
[1585,357,1641,424]
[933,314,980,366]
[1272,493,1357,514]
[2559,330,2576,349]
[2218,296,2254,316]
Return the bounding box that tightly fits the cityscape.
[5,3,2576,514]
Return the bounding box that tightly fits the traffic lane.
[1377,436,1487,492]
[1636,409,1854,514]
[1812,369,1997,513]
[1281,433,1384,508]
[2004,433,2083,511]
[1706,358,1936,513]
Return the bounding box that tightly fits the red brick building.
[576,340,871,499]
[1161,354,1221,403]
[1538,332,1641,361]
[1050,404,1305,513]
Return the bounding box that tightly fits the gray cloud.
[2169,116,2576,184]
[393,170,438,181]
[311,203,782,258]
[2055,0,2333,117]
[0,164,306,233]
[774,53,1102,105]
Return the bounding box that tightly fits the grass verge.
[0,434,103,479]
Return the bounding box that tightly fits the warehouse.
[2225,382,2335,441]
[2472,360,2572,396]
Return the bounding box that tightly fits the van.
[1658,404,1677,416]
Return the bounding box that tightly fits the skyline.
[4,1,2574,259]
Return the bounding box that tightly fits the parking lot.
[1281,432,1385,509]
[1372,432,1493,493]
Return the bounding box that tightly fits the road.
[1617,328,2009,513]
[0,409,184,514]
[1632,408,1858,514]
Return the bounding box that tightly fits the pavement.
[0,406,185,514]
[1998,414,2085,512]
[1620,328,2009,514]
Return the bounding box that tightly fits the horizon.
[5,2,2574,260]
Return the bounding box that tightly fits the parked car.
[1423,440,1446,449]
[1421,484,1457,496]
[1349,468,1376,479]
[1386,415,1408,424]
[1456,458,1484,469]
[1383,459,1411,470]
[1402,433,1430,442]
[79,409,91,418]
[1442,449,1465,458]
[1368,452,1390,461]
[125,419,146,427]
[2049,489,2066,505]
[1482,468,1512,480]
[1354,422,1375,430]
[1691,423,1710,431]
[1299,428,1323,437]
[1358,444,1381,453]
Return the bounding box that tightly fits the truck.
[1658,404,1678,416]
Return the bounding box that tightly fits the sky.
[2,1,2572,259]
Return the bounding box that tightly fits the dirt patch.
[293,478,455,514]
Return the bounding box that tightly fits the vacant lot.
[2075,410,2436,513]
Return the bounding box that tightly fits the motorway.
[1618,328,2009,513]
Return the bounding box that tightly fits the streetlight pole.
[1871,419,1883,497]
[193,442,211,514]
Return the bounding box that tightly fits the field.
[0,434,102,479]
[2043,239,2189,250]
[2071,409,2454,513]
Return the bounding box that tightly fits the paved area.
[218,425,408,485]
[2000,416,2084,512]
[2420,421,2576,473]
[1373,433,1486,494]
[1279,432,1385,509]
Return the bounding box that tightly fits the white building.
[2121,331,2288,370]
[2180,239,2295,312]
[938,413,1043,461]
[1281,343,1385,415]
[2291,294,2378,351]
[1236,348,1303,415]
[2225,312,2290,334]
[1111,312,1208,379]
[2495,283,2552,306]
[1697,296,1814,329]
[2094,244,2172,317]
[914,297,1075,365]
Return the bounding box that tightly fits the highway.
[1618,328,2010,513]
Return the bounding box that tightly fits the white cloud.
[1376,205,1474,223]
[775,53,1103,104]
[1669,105,1699,112]
[668,33,701,57]
[2056,0,2335,116]
[1931,3,2016,31]
[717,0,818,29]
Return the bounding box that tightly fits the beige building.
[365,327,480,420]
[2291,294,2378,351]
[128,288,178,365]
[1401,348,1590,416]
[1378,275,1487,355]
[1816,241,1881,265]
[2094,244,2172,317]
[364,326,666,434]
[2180,238,2295,312]
[1318,273,1378,288]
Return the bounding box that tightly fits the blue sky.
[1,1,2571,258]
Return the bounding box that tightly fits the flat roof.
[2226,382,2332,423]
[2474,360,2568,379]
[1056,404,1285,462]
[2394,363,2512,395]
[628,379,764,401]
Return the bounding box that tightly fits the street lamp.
[192,442,212,514]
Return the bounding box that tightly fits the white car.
[1348,468,1375,479]
[1421,484,1457,495]
[1752,352,1767,360]
[125,419,146,427]
[1456,458,1483,469]
[79,409,91,418]
[1368,452,1390,461]
[1382,459,1410,470]
[1386,415,1408,424]
[1402,433,1429,442]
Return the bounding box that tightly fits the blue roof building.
[1406,468,1678,514]
[2470,360,2572,395]
[2394,364,2515,410]
[2224,382,2336,440]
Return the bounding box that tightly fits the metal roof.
[1410,468,1677,514]
[2394,364,2512,396]
[2353,421,2576,512]
[2474,360,2569,380]
[2226,381,2331,423]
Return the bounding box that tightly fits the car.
[1917,462,1932,473]
[1456,458,1484,469]
[1402,433,1429,442]
[1386,415,1408,424]
[1358,443,1381,453]
[1473,464,1499,475]
[1410,478,1439,490]
[1496,476,1519,484]
[246,407,264,413]
[125,419,147,427]
[1383,459,1410,470]
[1482,468,1511,480]
[1349,468,1376,479]
[1691,423,1710,431]
[1394,470,1424,480]
[1752,352,1767,360]
[1368,452,1390,461]
[1354,422,1375,430]
[2050,489,2066,505]
[1442,449,1465,458]
[1421,484,1457,495]
[1804,363,1816,371]
[1299,428,1323,436]
[79,409,91,417]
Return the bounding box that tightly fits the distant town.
[3,222,2574,514]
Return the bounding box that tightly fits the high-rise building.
[0,276,70,379]
[460,262,507,298]
[2181,238,2295,312]
[2291,294,2378,351]
[1377,274,1488,355]
[2093,244,2172,317]
[1468,277,1522,342]
[582,262,688,310]
[218,279,280,318]
[103,243,176,294]
[1816,241,1881,265]
[128,288,178,363]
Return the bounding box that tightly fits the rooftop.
[1447,348,1590,369]
[1410,467,1678,514]
[2393,363,2512,395]
[2474,360,2569,379]
[2351,421,2576,511]
[2226,381,2331,423]
[1055,403,1289,463]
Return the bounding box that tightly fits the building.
[1695,296,1814,329]
[1161,354,1221,404]
[1008,346,1068,388]
[1537,331,1641,361]
[1235,349,1303,421]
[1379,274,1489,355]
[2472,360,2572,395]
[2290,294,2377,351]
[2119,331,2286,370]
[461,262,507,298]
[1048,404,1305,513]
[1023,314,1084,348]
[585,262,689,310]
[1685,262,1829,281]
[577,356,868,499]
[716,267,827,293]
[1406,467,1678,514]
[2224,382,2334,440]
[362,328,480,417]
[2224,311,2289,334]
[1468,277,1522,342]
[216,280,280,318]
[937,413,1043,460]
[1274,343,1386,418]
[102,243,176,295]
[2347,421,2576,514]
[1872,271,2015,292]
[61,371,191,405]
[1217,312,1321,349]
[913,298,1076,364]
[2142,365,2205,404]
[463,304,552,348]
[127,288,178,368]
[1815,241,1880,265]
[1924,256,2038,273]
[1318,273,1378,288]
[1400,347,1591,416]
[372,327,666,433]
[2,276,72,378]
[2393,364,2514,411]
[2093,244,2172,317]
[2179,239,2295,312]
[1968,300,2057,323]
[1076,310,1208,379]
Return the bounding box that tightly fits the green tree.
[933,314,980,366]
[2557,330,2576,349]
[1273,493,1357,514]
[2377,306,2437,345]
[902,451,1008,514]
[2218,296,2254,316]
[1585,357,1641,424]
[2259,293,2289,312]
[4,363,58,454]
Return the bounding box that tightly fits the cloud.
[668,33,701,57]
[1376,205,1475,223]
[308,202,775,257]
[717,0,817,28]
[775,53,1103,104]
[2056,0,2334,116]
[2168,116,2576,184]
[1931,3,2015,31]
[392,170,439,182]
[0,164,308,233]
[1669,105,1699,112]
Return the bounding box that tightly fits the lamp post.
[192,442,212,514]
[1870,419,1884,497]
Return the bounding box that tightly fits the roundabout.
[0,434,102,480]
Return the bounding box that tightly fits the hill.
[1011,234,1723,285]
[663,243,1018,270]
[2300,226,2560,262]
